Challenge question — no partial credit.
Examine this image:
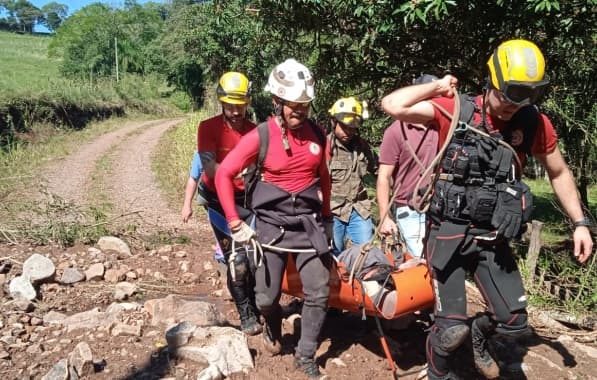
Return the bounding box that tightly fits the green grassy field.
[0,31,184,115]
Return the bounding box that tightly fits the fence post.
[525,220,544,286]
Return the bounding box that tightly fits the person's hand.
[230,221,256,244]
[436,74,459,98]
[379,216,398,236]
[181,205,192,223]
[573,226,593,264]
[491,183,523,239]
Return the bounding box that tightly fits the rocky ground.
[1,118,595,380]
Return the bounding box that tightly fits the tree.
[157,0,276,117]
[49,2,163,79]
[41,1,68,32]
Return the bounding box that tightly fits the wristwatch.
[573,218,592,228]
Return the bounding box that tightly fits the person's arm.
[181,177,199,223]
[381,74,458,123]
[377,164,398,236]
[535,147,593,263]
[197,120,218,180]
[215,130,260,228]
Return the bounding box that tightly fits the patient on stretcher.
[336,243,424,317]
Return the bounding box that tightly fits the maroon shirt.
[378,120,438,206]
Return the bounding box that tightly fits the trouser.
[254,245,331,358]
[199,182,257,313]
[425,224,529,374]
[332,209,374,254]
[394,205,426,258]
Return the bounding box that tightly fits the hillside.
[0,31,181,146]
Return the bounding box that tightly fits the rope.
[411,91,463,214]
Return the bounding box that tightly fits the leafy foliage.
[48,1,163,79]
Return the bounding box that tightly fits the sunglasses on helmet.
[497,78,550,106]
[282,100,311,109]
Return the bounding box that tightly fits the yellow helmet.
[328,97,366,128]
[487,39,549,105]
[216,72,252,105]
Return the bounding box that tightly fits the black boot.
[426,368,463,380]
[471,315,500,379]
[236,299,262,336]
[295,355,321,378]
[262,305,282,355]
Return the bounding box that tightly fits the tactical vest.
[428,95,537,228]
[328,134,374,221]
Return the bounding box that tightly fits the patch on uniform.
[309,142,320,155]
[510,129,524,146]
[317,189,323,202]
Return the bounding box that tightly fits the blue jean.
[333,209,374,254]
[395,205,426,258]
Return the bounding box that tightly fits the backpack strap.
[256,121,270,176]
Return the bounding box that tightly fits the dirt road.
[2,118,596,380]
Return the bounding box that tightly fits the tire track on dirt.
[105,119,196,232]
[40,120,163,205]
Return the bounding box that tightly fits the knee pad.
[430,321,470,355]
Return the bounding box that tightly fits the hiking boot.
[236,300,263,336]
[472,317,500,379]
[295,355,321,378]
[262,323,282,355]
[426,369,463,380]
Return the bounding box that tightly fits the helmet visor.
[499,77,549,106]
[334,112,362,128]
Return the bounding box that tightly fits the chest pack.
[428,94,537,236]
[243,119,326,206]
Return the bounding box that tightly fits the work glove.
[491,183,523,239]
[230,221,256,244]
[323,216,334,244]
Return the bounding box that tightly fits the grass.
[153,112,207,209]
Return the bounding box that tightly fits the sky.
[30,0,163,32]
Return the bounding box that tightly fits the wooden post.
[526,220,544,286]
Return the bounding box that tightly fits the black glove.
[491,183,523,239]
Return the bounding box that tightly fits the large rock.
[9,275,36,300]
[62,308,119,333]
[41,358,69,380]
[69,342,94,376]
[85,263,105,281]
[143,295,226,327]
[60,268,85,284]
[22,253,56,284]
[97,236,131,258]
[173,326,254,377]
[113,282,137,301]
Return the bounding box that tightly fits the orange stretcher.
[282,252,434,319]
[281,250,434,379]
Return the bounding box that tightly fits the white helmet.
[264,58,315,103]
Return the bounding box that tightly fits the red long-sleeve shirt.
[215,117,332,223]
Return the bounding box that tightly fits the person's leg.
[425,228,470,379]
[254,249,288,354]
[345,209,374,246]
[294,251,331,377]
[332,217,348,253]
[472,243,529,379]
[395,205,426,258]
